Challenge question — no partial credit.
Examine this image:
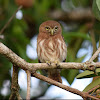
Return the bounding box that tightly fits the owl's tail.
[48,69,62,83]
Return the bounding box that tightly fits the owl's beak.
[50,29,54,35]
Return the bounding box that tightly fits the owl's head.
[39,20,62,35]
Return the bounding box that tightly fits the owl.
[37,20,67,83]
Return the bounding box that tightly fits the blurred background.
[0,0,100,99]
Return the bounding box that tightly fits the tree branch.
[26,70,31,100]
[89,47,100,62]
[0,42,100,99]
[32,73,99,100]
[9,65,22,100]
[87,84,100,94]
[0,42,100,71]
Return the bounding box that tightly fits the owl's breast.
[37,38,67,62]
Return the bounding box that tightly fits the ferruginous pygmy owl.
[37,20,67,83]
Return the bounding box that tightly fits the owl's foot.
[54,60,60,67]
[46,61,51,66]
[46,60,60,67]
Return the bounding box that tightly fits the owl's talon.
[56,63,59,67]
[46,61,51,66]
[54,60,60,67]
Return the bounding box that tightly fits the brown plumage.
[37,20,67,83]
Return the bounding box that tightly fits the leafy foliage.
[92,0,100,21]
[83,77,100,92]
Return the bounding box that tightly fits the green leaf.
[76,70,94,79]
[96,0,100,11]
[96,68,100,73]
[83,77,100,92]
[92,0,100,21]
[76,68,100,79]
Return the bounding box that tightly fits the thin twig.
[89,47,100,62]
[26,70,31,100]
[9,65,22,100]
[0,5,23,34]
[89,32,100,62]
[16,92,23,100]
[33,73,99,100]
[9,92,16,100]
[87,85,100,94]
[90,29,97,54]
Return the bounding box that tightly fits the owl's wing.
[61,35,66,62]
[62,35,65,42]
[38,59,41,63]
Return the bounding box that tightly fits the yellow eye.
[45,27,50,30]
[55,26,58,30]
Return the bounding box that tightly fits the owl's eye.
[45,27,50,31]
[54,26,58,30]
